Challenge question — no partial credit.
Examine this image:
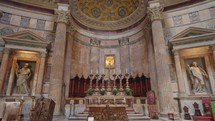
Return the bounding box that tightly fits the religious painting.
[13,60,36,95]
[105,55,115,69]
[184,58,211,94]
[147,90,156,105]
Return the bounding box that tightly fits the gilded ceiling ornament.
[55,9,70,24]
[78,0,139,21]
[147,6,164,21]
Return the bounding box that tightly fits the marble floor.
[52,116,178,121]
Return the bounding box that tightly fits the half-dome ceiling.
[71,0,147,31]
[78,0,139,21]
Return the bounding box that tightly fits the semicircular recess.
[71,0,147,31]
[78,0,139,21]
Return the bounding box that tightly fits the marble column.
[210,45,215,62]
[173,50,186,94]
[208,45,215,94]
[144,23,158,100]
[0,48,11,95]
[64,30,75,98]
[35,52,47,95]
[48,4,69,115]
[148,5,178,115]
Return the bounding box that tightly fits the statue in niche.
[187,61,208,94]
[15,63,31,94]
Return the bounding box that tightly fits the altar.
[88,104,128,121]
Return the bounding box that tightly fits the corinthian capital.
[55,9,70,24]
[147,6,163,21]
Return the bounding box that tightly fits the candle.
[113,69,115,74]
[32,92,35,96]
[125,69,128,73]
[103,69,104,74]
[114,98,115,103]
[21,96,24,100]
[90,69,92,74]
[123,97,126,103]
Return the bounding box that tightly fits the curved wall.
[69,29,149,78]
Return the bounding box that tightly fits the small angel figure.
[187,61,208,94]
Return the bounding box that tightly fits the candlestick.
[113,69,115,74]
[123,97,126,103]
[21,96,24,100]
[114,98,116,104]
[90,69,92,74]
[17,98,24,121]
[126,69,128,73]
[29,96,35,121]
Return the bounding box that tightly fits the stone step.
[68,116,87,120]
[127,113,145,117]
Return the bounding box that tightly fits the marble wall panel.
[199,9,211,21]
[71,40,90,78]
[44,21,54,31]
[90,46,99,73]
[10,15,21,26]
[36,19,46,30]
[20,16,30,27]
[209,7,215,18]
[29,18,37,28]
[130,40,147,76]
[79,44,90,78]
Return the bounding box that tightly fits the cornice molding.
[10,0,58,10]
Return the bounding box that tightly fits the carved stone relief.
[0,12,12,24]
[207,23,215,30]
[172,15,183,26]
[0,27,14,36]
[36,19,46,30]
[20,16,30,27]
[189,11,200,23]
[119,38,129,46]
[90,38,100,46]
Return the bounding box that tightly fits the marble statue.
[187,61,208,94]
[15,63,31,94]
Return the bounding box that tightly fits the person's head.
[24,63,29,68]
[191,61,198,67]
